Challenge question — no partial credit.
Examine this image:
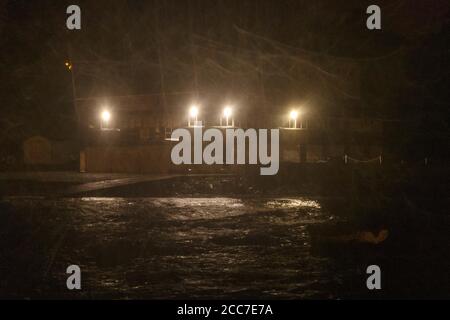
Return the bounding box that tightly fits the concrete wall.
[81,127,384,173]
[82,143,172,173]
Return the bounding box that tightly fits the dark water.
[0,196,449,299]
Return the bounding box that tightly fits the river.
[0,196,449,299]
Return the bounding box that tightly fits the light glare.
[189,105,199,118]
[223,106,232,117]
[290,110,298,120]
[101,110,111,122]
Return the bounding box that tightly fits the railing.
[344,155,382,164]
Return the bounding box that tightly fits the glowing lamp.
[290,110,298,120]
[223,106,232,118]
[101,110,111,122]
[189,106,199,118]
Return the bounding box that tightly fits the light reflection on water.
[266,198,321,209]
[1,196,339,299]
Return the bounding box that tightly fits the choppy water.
[3,196,441,299]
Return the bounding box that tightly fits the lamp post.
[221,106,233,127]
[188,105,199,127]
[289,110,298,128]
[100,110,111,130]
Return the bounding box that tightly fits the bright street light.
[101,110,111,122]
[188,105,199,127]
[290,110,298,120]
[289,110,299,128]
[223,106,232,118]
[221,105,234,127]
[189,105,199,118]
[100,110,111,130]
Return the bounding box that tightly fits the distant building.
[75,93,385,173]
[76,95,175,173]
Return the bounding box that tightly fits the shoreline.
[0,167,448,199]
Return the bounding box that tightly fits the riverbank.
[0,163,448,199]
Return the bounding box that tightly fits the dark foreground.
[0,170,449,299]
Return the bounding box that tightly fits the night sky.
[0,0,449,158]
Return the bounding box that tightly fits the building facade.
[75,94,384,173]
